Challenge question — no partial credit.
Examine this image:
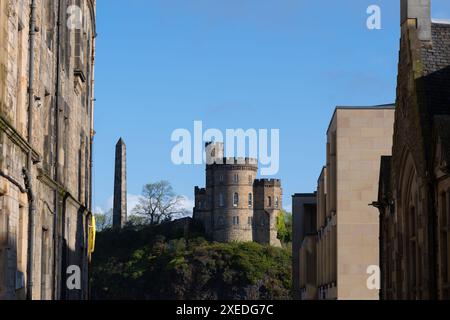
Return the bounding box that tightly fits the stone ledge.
[0,115,40,164]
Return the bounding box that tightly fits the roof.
[434,115,450,166]
[334,104,395,110]
[326,104,395,135]
[292,193,316,198]
[420,23,450,116]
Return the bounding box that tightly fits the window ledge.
[74,69,86,83]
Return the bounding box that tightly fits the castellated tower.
[254,179,282,247]
[194,143,282,247]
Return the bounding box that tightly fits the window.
[233,216,240,226]
[260,216,265,227]
[248,175,253,184]
[15,21,26,133]
[408,205,419,298]
[275,197,279,208]
[74,0,86,80]
[268,197,272,207]
[233,193,239,207]
[219,193,224,207]
[218,216,225,227]
[234,174,239,183]
[219,174,224,183]
[41,228,49,299]
[440,190,450,298]
[248,193,253,207]
[45,0,55,50]
[248,217,253,226]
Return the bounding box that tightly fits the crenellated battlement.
[254,179,282,187]
[206,157,258,167]
[195,187,206,194]
[195,143,282,247]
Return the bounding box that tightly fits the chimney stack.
[401,0,432,41]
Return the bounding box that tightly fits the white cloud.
[179,195,195,217]
[93,206,105,214]
[127,194,142,215]
[284,204,292,213]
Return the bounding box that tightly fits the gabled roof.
[420,23,450,116]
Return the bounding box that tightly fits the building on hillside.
[0,0,96,300]
[376,0,450,300]
[193,142,282,247]
[292,193,317,299]
[293,105,395,300]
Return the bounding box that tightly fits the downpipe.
[52,0,63,300]
[25,0,38,300]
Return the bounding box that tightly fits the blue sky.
[92,0,450,214]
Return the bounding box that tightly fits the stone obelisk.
[113,138,127,228]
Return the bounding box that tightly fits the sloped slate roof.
[434,115,450,166]
[420,23,450,116]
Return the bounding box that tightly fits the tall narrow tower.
[113,138,127,228]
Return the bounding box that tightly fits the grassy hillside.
[90,224,292,300]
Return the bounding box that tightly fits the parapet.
[206,157,258,167]
[195,187,207,195]
[254,179,282,187]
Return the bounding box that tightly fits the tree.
[94,210,112,231]
[126,215,148,227]
[132,181,188,225]
[277,210,292,244]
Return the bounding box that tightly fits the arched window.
[275,197,279,208]
[233,193,239,207]
[400,151,422,299]
[234,174,239,183]
[248,193,253,207]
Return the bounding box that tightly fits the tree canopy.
[132,181,188,225]
[90,223,292,300]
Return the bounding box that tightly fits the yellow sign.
[88,215,96,255]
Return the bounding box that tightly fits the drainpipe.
[52,0,63,300]
[25,0,38,301]
[89,30,96,212]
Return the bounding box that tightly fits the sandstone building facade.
[377,0,450,300]
[0,0,96,299]
[292,193,316,299]
[294,105,395,300]
[193,143,282,247]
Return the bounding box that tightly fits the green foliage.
[90,224,292,300]
[277,210,292,244]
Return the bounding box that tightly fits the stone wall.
[0,0,96,300]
